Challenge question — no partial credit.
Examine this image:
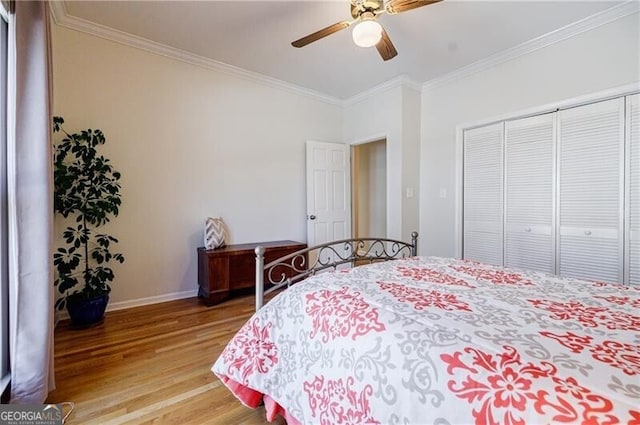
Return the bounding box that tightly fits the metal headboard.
[254,232,418,310]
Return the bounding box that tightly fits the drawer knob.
[584,230,592,236]
[525,227,532,233]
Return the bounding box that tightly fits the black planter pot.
[66,293,109,327]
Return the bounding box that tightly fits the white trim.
[617,97,626,283]
[623,95,632,285]
[552,113,559,275]
[459,82,640,131]
[453,128,463,258]
[48,1,342,106]
[348,132,388,146]
[107,289,198,311]
[343,75,420,107]
[453,83,640,262]
[500,121,505,267]
[402,77,422,93]
[48,0,66,25]
[556,110,564,277]
[423,2,640,91]
[55,289,198,323]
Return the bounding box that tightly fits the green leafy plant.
[53,116,125,310]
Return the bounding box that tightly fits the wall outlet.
[439,188,447,198]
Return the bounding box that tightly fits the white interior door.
[504,113,555,274]
[463,123,504,266]
[558,97,625,283]
[306,141,351,247]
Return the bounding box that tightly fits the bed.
[211,234,639,425]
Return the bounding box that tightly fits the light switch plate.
[406,188,414,198]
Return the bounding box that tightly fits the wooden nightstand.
[197,240,306,306]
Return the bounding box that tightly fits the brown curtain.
[7,0,55,403]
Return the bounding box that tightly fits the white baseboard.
[54,289,199,325]
[107,289,198,312]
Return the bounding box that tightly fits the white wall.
[419,13,640,257]
[343,83,421,242]
[401,87,421,242]
[52,26,343,306]
[344,87,402,239]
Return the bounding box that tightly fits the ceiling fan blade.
[376,27,397,61]
[386,0,441,14]
[292,21,351,48]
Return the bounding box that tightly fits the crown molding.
[49,1,343,106]
[49,0,639,108]
[422,1,640,91]
[401,76,422,93]
[343,75,422,107]
[49,0,66,25]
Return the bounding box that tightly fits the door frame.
[348,133,390,239]
[351,137,388,240]
[454,82,640,259]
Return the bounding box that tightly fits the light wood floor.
[46,295,286,425]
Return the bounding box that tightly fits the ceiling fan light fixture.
[352,20,382,48]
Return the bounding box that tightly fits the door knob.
[309,215,316,220]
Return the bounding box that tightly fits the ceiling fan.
[291,0,442,61]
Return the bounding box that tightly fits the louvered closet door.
[504,114,555,274]
[627,93,640,285]
[558,98,624,283]
[463,123,503,265]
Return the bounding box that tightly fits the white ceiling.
[62,1,623,100]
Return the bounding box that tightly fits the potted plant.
[52,116,125,327]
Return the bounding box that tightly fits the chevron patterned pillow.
[204,217,227,249]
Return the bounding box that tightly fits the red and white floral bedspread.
[211,257,640,425]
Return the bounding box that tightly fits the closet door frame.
[620,100,627,283]
[624,96,629,284]
[623,97,630,284]
[624,94,637,285]
[454,82,639,267]
[553,113,559,275]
